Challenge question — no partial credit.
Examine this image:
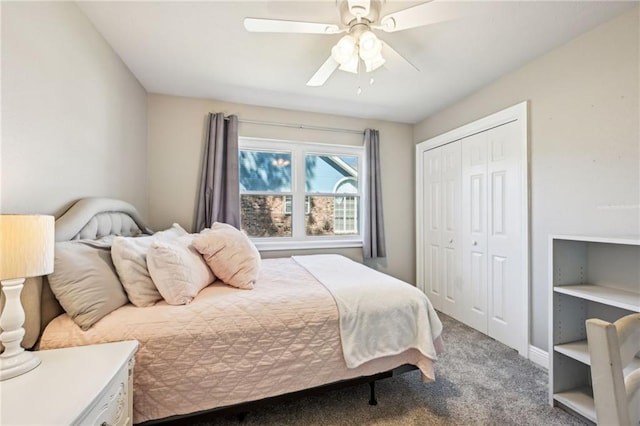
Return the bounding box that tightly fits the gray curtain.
[363,128,386,258]
[195,113,240,231]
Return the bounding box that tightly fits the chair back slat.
[587,313,640,426]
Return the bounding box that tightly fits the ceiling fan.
[244,0,459,87]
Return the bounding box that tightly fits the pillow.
[146,235,215,305]
[48,238,128,330]
[111,223,187,307]
[192,223,260,290]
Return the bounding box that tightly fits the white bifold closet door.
[417,104,528,356]
[461,120,523,353]
[422,142,461,319]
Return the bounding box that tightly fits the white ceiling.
[77,1,634,124]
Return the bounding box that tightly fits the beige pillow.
[48,238,128,330]
[111,223,187,307]
[147,236,215,305]
[192,223,260,290]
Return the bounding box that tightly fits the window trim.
[239,137,365,251]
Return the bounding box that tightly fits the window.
[332,178,359,234]
[239,150,292,237]
[239,137,364,250]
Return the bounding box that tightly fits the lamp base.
[0,277,42,380]
[0,349,41,380]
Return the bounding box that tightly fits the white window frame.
[239,137,365,251]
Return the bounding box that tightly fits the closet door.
[421,143,461,317]
[461,121,524,351]
[422,148,443,310]
[417,102,528,357]
[461,132,489,333]
[440,142,462,318]
[485,121,523,352]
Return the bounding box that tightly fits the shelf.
[554,341,590,365]
[554,387,596,423]
[555,340,640,376]
[552,235,640,245]
[554,284,640,312]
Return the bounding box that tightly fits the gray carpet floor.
[182,314,588,425]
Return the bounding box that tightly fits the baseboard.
[528,345,548,369]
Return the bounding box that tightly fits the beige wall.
[1,2,148,218]
[147,94,415,283]
[414,7,639,350]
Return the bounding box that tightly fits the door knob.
[472,241,478,246]
[449,239,454,244]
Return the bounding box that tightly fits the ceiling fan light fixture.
[338,52,359,74]
[364,53,385,72]
[358,30,382,61]
[331,35,357,65]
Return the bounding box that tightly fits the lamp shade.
[338,51,359,74]
[358,31,382,61]
[331,35,357,65]
[0,215,54,280]
[364,54,386,72]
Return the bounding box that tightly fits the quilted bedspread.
[40,257,439,424]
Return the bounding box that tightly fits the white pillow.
[111,223,187,307]
[147,236,215,305]
[192,223,260,290]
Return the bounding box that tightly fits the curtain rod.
[238,118,365,135]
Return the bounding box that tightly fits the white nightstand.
[1,340,138,426]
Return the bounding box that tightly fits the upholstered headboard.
[20,197,152,349]
[54,197,151,242]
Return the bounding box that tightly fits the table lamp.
[0,215,54,380]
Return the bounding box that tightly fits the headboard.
[19,197,153,349]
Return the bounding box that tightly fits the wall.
[147,94,415,283]
[414,7,639,351]
[1,2,148,218]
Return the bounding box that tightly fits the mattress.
[40,257,437,424]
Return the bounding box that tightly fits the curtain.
[195,113,240,231]
[363,128,386,258]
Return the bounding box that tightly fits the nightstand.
[1,340,138,425]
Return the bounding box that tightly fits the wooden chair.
[586,313,640,425]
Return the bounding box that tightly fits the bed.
[23,197,443,424]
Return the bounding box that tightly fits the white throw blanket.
[293,254,443,369]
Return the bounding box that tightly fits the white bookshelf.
[549,235,640,423]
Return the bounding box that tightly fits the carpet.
[184,313,588,425]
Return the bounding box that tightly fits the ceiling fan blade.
[307,56,340,87]
[244,18,341,34]
[378,1,461,33]
[381,41,419,73]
